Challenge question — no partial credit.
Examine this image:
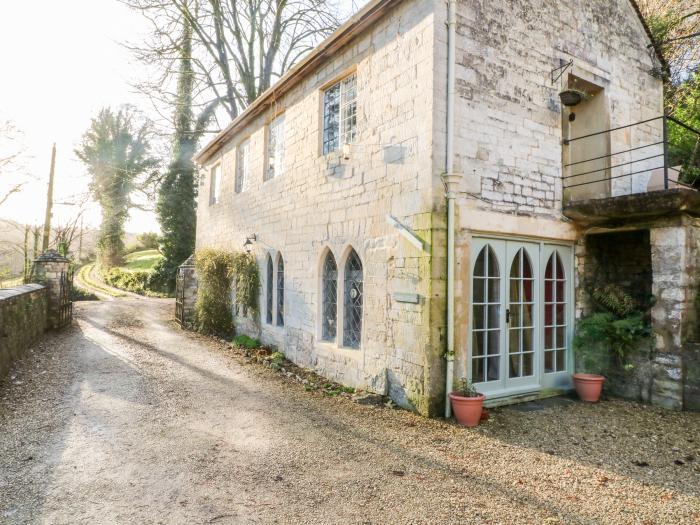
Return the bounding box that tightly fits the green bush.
[194,248,236,336]
[232,335,261,349]
[270,351,285,364]
[574,312,649,375]
[102,267,152,294]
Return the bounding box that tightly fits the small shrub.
[194,248,236,336]
[232,334,261,349]
[573,312,649,375]
[592,284,635,317]
[71,287,99,302]
[102,267,151,294]
[454,377,480,397]
[270,351,285,364]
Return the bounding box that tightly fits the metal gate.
[57,268,74,328]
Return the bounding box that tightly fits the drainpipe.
[442,0,460,419]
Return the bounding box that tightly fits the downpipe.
[443,0,459,419]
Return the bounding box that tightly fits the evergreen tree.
[76,107,159,267]
[151,18,199,292]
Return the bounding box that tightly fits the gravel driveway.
[1,298,699,524]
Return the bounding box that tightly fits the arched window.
[343,249,363,348]
[276,255,284,327]
[544,252,566,373]
[266,255,273,324]
[321,252,338,341]
[472,245,500,383]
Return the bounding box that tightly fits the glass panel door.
[470,239,506,393]
[541,244,573,390]
[505,242,540,390]
[470,239,569,396]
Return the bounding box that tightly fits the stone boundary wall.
[0,284,48,378]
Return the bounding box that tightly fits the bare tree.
[123,0,343,133]
[0,120,27,208]
[638,0,700,109]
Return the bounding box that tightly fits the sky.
[0,0,157,232]
[0,0,362,235]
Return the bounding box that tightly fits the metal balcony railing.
[562,115,700,203]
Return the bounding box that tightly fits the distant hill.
[0,218,139,275]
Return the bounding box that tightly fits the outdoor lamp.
[243,234,256,253]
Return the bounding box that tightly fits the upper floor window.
[209,164,221,205]
[235,139,250,193]
[322,74,357,155]
[266,115,285,181]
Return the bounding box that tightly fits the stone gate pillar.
[32,250,71,330]
[649,218,700,409]
[176,255,198,327]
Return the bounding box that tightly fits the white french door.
[469,238,573,398]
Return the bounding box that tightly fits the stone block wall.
[196,0,441,414]
[583,230,653,312]
[433,0,664,218]
[0,285,48,378]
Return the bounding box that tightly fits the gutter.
[441,0,461,419]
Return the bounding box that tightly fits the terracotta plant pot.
[449,393,485,427]
[572,373,605,403]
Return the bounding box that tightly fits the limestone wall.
[0,284,48,378]
[433,0,664,215]
[196,0,440,414]
[435,0,664,387]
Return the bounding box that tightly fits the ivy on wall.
[193,248,260,336]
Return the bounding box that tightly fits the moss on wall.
[0,285,48,378]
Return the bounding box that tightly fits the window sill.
[315,340,363,359]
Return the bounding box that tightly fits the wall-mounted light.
[243,234,257,253]
[559,89,586,107]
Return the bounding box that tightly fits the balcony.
[562,116,700,226]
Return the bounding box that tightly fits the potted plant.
[572,285,649,402]
[449,378,485,427]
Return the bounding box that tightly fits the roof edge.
[628,0,670,78]
[195,0,401,165]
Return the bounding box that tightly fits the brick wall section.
[0,285,48,378]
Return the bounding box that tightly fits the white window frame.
[209,163,221,205]
[235,139,250,194]
[322,73,357,155]
[266,115,285,181]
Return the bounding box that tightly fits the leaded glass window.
[266,116,285,181]
[472,245,500,383]
[235,140,250,193]
[544,252,567,373]
[321,252,338,341]
[322,74,357,155]
[266,255,273,324]
[343,249,363,348]
[276,255,284,327]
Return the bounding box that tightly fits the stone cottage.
[194,0,700,415]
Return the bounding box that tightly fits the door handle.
[505,308,510,324]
